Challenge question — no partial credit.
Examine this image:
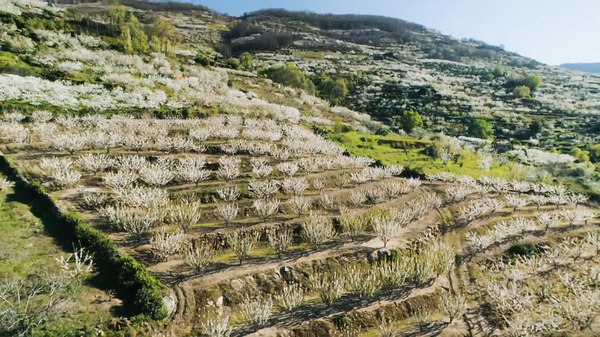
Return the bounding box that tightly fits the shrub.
[513,85,531,99]
[195,54,212,66]
[226,57,241,70]
[523,74,542,90]
[492,66,505,78]
[467,118,493,139]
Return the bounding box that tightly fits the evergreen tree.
[119,26,133,54]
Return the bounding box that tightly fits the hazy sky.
[195,0,599,65]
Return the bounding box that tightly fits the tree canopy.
[467,118,493,139]
[397,110,423,133]
[312,74,348,105]
[260,63,315,95]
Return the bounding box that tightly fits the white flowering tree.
[301,213,336,249]
[226,230,260,265]
[266,226,293,259]
[238,294,273,330]
[150,228,186,262]
[214,202,239,227]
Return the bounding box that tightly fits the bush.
[195,54,212,66]
[513,85,531,99]
[492,66,505,78]
[467,118,493,139]
[226,57,241,70]
[503,242,542,259]
[523,74,542,90]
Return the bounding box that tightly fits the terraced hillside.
[0,1,599,336]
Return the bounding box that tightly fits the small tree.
[200,307,232,337]
[267,226,293,259]
[119,26,133,54]
[468,118,493,139]
[309,272,345,306]
[290,196,312,218]
[440,292,467,323]
[239,52,252,70]
[150,228,186,262]
[238,294,273,330]
[398,110,423,133]
[253,199,280,221]
[373,214,399,248]
[214,202,238,227]
[301,213,336,249]
[275,283,304,312]
[184,242,215,274]
[339,207,366,241]
[226,230,260,265]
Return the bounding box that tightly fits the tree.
[301,213,336,249]
[467,118,493,139]
[373,213,399,248]
[313,74,348,105]
[108,4,126,27]
[150,36,161,52]
[267,226,293,259]
[528,118,548,136]
[439,293,467,323]
[239,52,252,69]
[398,110,423,133]
[150,228,186,262]
[226,230,260,265]
[214,203,238,227]
[260,63,315,94]
[238,294,273,330]
[523,74,542,90]
[184,242,215,274]
[590,144,600,162]
[492,66,506,78]
[0,274,73,336]
[513,85,531,99]
[119,26,133,54]
[129,24,149,54]
[275,283,303,312]
[309,272,345,306]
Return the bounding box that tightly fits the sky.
[194,0,600,65]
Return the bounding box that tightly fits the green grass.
[330,131,510,179]
[0,181,113,335]
[292,51,327,60]
[206,23,228,31]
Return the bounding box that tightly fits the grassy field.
[0,176,114,336]
[329,131,512,179]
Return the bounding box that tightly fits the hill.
[560,62,600,73]
[0,1,599,336]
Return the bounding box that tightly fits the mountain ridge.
[560,62,600,73]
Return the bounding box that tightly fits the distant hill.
[560,62,600,73]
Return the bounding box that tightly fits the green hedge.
[0,155,168,320]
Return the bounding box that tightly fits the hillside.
[0,1,599,337]
[560,62,600,74]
